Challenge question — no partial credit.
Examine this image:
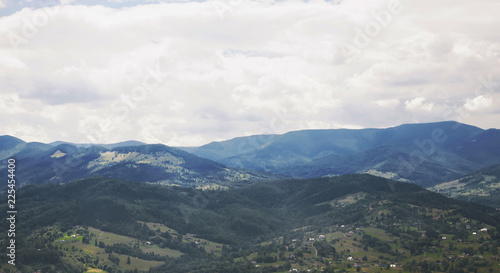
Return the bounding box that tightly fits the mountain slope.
[0,141,276,187]
[181,121,498,186]
[430,164,500,208]
[2,174,499,272]
[0,135,53,160]
[451,129,500,166]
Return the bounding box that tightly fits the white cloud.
[0,52,26,68]
[464,95,493,111]
[373,98,399,108]
[405,97,434,112]
[0,0,498,145]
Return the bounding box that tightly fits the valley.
[0,175,498,272]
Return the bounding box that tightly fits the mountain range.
[182,121,500,187]
[1,121,500,272]
[0,135,275,187]
[2,120,500,193]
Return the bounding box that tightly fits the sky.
[0,0,499,146]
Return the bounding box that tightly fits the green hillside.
[430,164,500,208]
[1,174,499,272]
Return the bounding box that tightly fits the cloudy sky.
[0,0,499,146]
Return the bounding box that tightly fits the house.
[146,241,152,245]
[71,235,76,238]
[347,257,354,261]
[442,237,447,240]
[472,232,477,235]
[480,228,488,232]
[390,264,397,268]
[319,235,326,240]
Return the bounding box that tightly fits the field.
[139,221,225,255]
[50,226,172,271]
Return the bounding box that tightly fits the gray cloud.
[0,0,498,145]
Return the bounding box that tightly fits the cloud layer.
[0,0,499,145]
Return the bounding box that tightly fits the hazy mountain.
[0,141,276,187]
[181,121,500,187]
[0,135,53,160]
[3,121,500,189]
[430,164,500,208]
[49,140,146,149]
[3,174,499,272]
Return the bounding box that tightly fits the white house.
[347,257,354,261]
[480,228,488,232]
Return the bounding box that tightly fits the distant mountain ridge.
[0,137,276,187]
[2,121,500,189]
[180,121,500,187]
[49,140,146,149]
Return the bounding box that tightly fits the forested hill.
[0,137,277,187]
[430,164,500,208]
[2,174,499,272]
